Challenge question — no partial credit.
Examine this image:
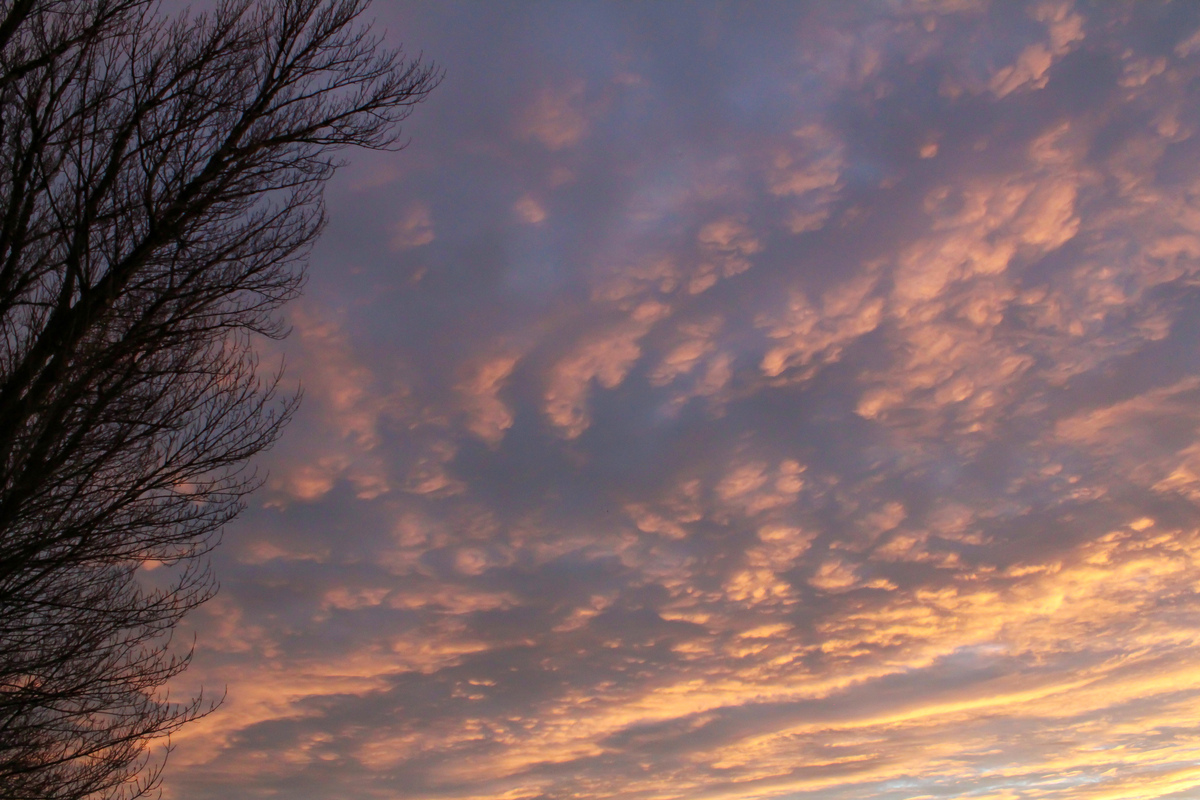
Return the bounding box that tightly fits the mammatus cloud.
[164,3,1200,800]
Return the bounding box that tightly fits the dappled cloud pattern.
[167,3,1200,800]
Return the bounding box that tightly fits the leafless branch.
[0,2,439,797]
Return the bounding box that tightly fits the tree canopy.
[0,2,438,797]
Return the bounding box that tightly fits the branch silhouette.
[0,2,438,797]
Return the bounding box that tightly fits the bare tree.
[0,1,439,797]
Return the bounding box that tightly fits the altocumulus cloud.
[164,3,1200,800]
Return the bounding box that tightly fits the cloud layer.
[164,3,1200,800]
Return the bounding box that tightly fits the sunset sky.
[164,2,1200,799]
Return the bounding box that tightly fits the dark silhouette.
[0,2,438,797]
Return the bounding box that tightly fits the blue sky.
[165,3,1200,799]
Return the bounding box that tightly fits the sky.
[161,2,1200,799]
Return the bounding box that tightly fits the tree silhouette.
[0,2,438,797]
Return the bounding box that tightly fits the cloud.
[646,317,738,414]
[853,123,1087,438]
[543,301,669,437]
[767,124,845,234]
[390,202,435,250]
[989,2,1084,97]
[164,3,1200,800]
[265,306,398,504]
[457,353,521,445]
[519,81,589,150]
[759,272,884,380]
[693,215,762,289]
[513,194,548,224]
